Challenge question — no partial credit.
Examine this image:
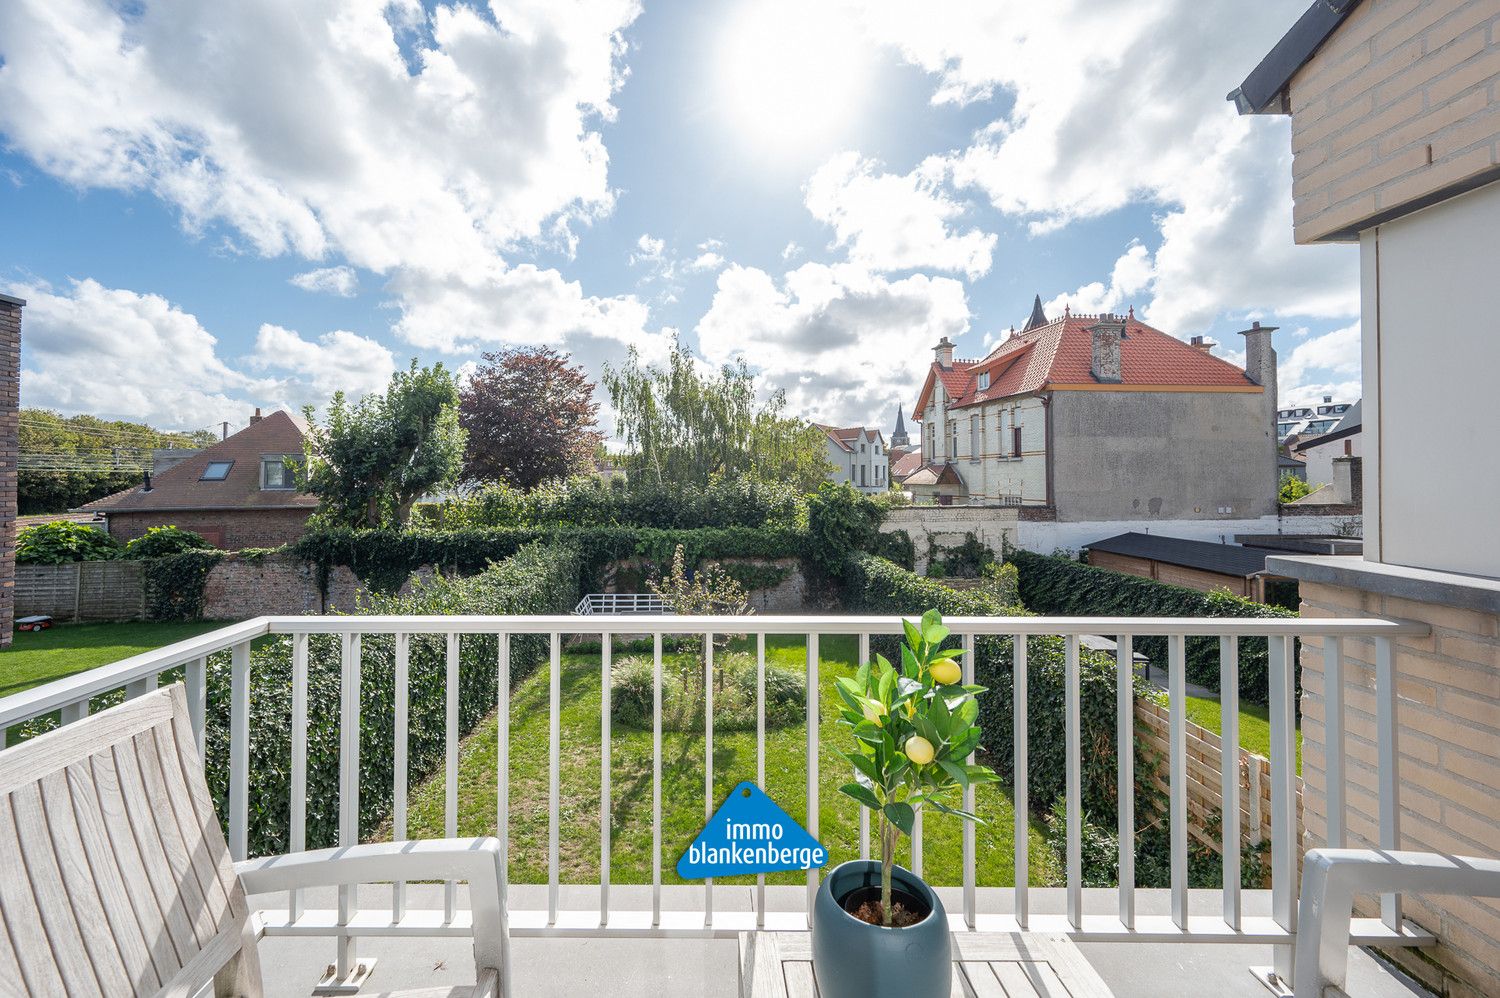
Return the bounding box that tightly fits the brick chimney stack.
[933,336,955,369]
[1189,335,1217,353]
[1089,314,1125,383]
[249,407,263,424]
[0,293,22,648]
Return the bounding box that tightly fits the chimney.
[142,471,153,493]
[1332,455,1362,506]
[933,336,955,369]
[1189,335,1216,353]
[249,407,263,425]
[1089,314,1125,384]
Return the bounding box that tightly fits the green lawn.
[0,619,237,699]
[394,634,1061,888]
[1185,695,1303,773]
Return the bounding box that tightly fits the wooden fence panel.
[15,562,146,622]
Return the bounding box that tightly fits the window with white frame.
[969,415,979,460]
[977,371,990,391]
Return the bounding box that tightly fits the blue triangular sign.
[676,782,829,879]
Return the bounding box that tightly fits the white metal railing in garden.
[574,592,669,615]
[0,612,1437,989]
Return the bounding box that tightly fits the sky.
[0,0,1366,441]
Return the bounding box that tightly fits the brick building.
[82,408,317,550]
[1233,0,1500,992]
[0,294,21,647]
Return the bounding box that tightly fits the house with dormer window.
[909,297,1279,520]
[814,423,889,494]
[81,408,317,549]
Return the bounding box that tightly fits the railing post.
[1325,637,1346,849]
[1117,635,1135,930]
[290,634,309,924]
[1013,633,1029,930]
[962,632,976,929]
[337,632,362,982]
[1269,633,1297,985]
[124,672,157,700]
[445,633,459,924]
[1376,636,1402,929]
[229,640,251,862]
[548,632,561,927]
[394,632,409,923]
[806,631,819,925]
[651,632,663,927]
[1220,635,1241,930]
[186,656,207,758]
[601,631,612,926]
[1168,633,1188,932]
[1065,633,1081,930]
[758,632,769,928]
[704,631,714,926]
[496,632,510,927]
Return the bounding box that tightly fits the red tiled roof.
[889,447,924,480]
[814,423,884,452]
[82,409,318,513]
[913,313,1258,417]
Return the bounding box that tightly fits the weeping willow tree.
[602,339,830,491]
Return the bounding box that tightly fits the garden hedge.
[293,524,806,596]
[1009,549,1297,705]
[202,539,583,857]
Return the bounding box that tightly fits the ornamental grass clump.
[834,609,1000,926]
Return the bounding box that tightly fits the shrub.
[124,525,215,559]
[292,524,806,595]
[610,651,804,732]
[144,550,224,620]
[1278,472,1315,503]
[805,482,886,578]
[422,475,806,532]
[928,532,998,578]
[1009,549,1297,705]
[203,540,583,857]
[16,520,121,564]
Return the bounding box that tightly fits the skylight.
[201,461,233,481]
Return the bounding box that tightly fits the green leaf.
[839,782,882,811]
[902,617,923,651]
[884,801,915,836]
[938,759,970,789]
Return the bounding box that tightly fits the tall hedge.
[1009,549,1297,705]
[203,540,583,857]
[293,524,805,595]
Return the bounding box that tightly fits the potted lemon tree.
[811,610,1000,998]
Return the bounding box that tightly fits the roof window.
[200,461,233,481]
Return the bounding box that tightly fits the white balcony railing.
[0,612,1436,988]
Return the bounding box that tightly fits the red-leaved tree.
[459,347,603,488]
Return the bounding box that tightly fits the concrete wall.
[1049,389,1276,522]
[1299,431,1363,485]
[0,297,18,646]
[881,505,1019,574]
[1296,573,1500,997]
[1361,179,1500,577]
[106,507,314,551]
[1288,0,1500,243]
[1016,512,1363,558]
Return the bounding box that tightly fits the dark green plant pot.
[811,860,951,998]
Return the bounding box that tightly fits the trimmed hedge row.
[1009,549,1297,705]
[293,525,806,595]
[203,540,583,857]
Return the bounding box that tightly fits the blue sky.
[0,0,1364,437]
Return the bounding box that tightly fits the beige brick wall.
[1299,580,1500,997]
[1289,0,1500,243]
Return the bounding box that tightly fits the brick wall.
[0,298,19,647]
[106,507,313,550]
[1299,580,1500,997]
[1289,0,1500,243]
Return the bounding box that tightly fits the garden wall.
[201,551,367,617]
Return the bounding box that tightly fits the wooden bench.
[0,684,510,997]
[739,931,1114,998]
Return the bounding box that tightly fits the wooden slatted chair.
[0,685,509,998]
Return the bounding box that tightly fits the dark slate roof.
[1086,532,1302,578]
[1293,399,1363,452]
[1022,294,1048,331]
[1228,0,1364,114]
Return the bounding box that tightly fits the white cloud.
[1044,242,1154,318]
[695,262,970,426]
[805,152,996,280]
[16,277,395,428]
[782,241,803,261]
[249,324,396,400]
[289,265,359,297]
[1279,321,1361,394]
[860,0,1359,334]
[686,252,725,272]
[0,0,641,277]
[631,233,666,264]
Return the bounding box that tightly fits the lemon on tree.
[832,609,1001,926]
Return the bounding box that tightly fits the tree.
[601,338,831,490]
[300,361,466,528]
[459,347,602,489]
[18,409,215,515]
